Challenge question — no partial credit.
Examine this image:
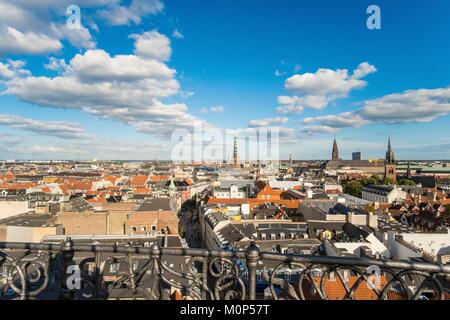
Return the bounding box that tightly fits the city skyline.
[0,0,449,160]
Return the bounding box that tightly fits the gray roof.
[136,198,176,212]
[219,180,255,189]
[0,214,59,228]
[362,185,394,195]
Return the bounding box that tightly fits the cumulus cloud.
[98,0,164,26]
[298,87,450,135]
[130,30,172,61]
[3,30,213,138]
[248,117,289,127]
[361,87,450,123]
[0,60,30,80]
[70,49,175,82]
[49,23,96,50]
[277,62,376,114]
[277,95,330,113]
[0,0,165,55]
[0,0,102,53]
[0,26,62,55]
[44,58,69,73]
[352,62,377,80]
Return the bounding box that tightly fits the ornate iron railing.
[1,239,449,300]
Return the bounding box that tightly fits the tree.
[399,179,416,186]
[361,177,378,186]
[178,224,186,238]
[372,174,383,184]
[445,205,450,217]
[343,180,363,197]
[382,177,397,185]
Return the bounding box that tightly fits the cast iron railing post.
[246,242,260,300]
[149,243,166,300]
[60,237,75,300]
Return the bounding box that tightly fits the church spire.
[406,161,412,179]
[386,136,395,164]
[331,138,339,161]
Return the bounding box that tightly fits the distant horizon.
[2,158,450,163]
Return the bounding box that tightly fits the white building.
[376,217,450,263]
[362,185,407,203]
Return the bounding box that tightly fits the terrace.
[0,239,449,300]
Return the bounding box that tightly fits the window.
[140,225,147,232]
[131,226,137,232]
[109,263,120,273]
[151,225,157,231]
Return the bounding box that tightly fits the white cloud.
[44,57,69,73]
[172,28,184,39]
[0,0,104,53]
[0,62,17,79]
[49,23,96,50]
[3,30,213,139]
[285,63,375,95]
[352,62,377,80]
[0,0,163,55]
[130,30,172,61]
[276,105,304,114]
[275,69,286,77]
[249,117,289,127]
[199,106,225,113]
[300,125,339,135]
[180,91,194,99]
[303,112,370,128]
[0,26,62,55]
[277,95,330,113]
[361,87,450,123]
[98,0,164,26]
[296,86,450,136]
[70,49,175,82]
[0,114,89,139]
[278,62,376,113]
[0,59,30,80]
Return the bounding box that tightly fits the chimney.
[162,227,169,247]
[347,213,354,224]
[367,211,378,229]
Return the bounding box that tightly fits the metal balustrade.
[1,239,449,300]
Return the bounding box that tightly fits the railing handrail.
[1,241,450,274]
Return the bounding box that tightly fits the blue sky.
[0,0,449,160]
